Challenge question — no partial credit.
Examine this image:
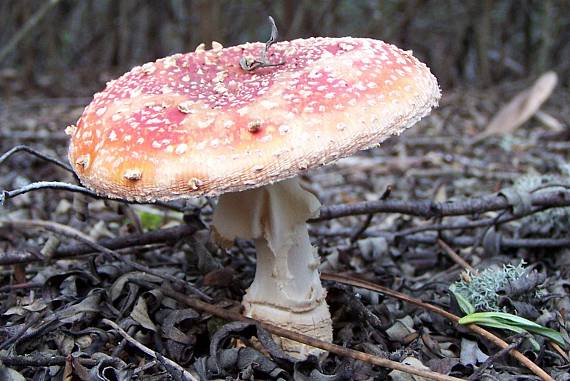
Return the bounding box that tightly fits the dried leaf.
[386,316,416,342]
[0,367,26,381]
[357,237,388,261]
[130,296,157,331]
[203,267,235,287]
[460,339,489,366]
[497,269,546,298]
[473,71,558,142]
[160,308,199,344]
[63,355,73,381]
[57,290,103,324]
[110,272,162,301]
[389,357,431,381]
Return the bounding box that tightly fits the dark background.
[1,0,569,99]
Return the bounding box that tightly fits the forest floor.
[1,71,570,380]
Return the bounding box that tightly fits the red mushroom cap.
[68,37,440,202]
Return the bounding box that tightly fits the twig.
[321,272,555,381]
[239,16,284,72]
[0,314,41,350]
[2,172,568,221]
[1,181,98,206]
[1,180,186,213]
[0,354,99,367]
[0,224,196,266]
[149,283,466,381]
[314,225,570,250]
[349,213,374,243]
[437,239,474,271]
[1,219,211,301]
[101,318,198,381]
[0,145,73,173]
[350,185,392,242]
[0,0,62,63]
[394,210,524,237]
[313,190,570,221]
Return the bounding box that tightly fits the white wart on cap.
[69,37,440,201]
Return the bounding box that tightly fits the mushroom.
[68,37,440,357]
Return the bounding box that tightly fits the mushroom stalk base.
[212,178,333,358]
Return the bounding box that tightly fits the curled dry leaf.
[0,367,26,381]
[389,357,432,381]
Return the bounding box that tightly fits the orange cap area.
[68,37,440,202]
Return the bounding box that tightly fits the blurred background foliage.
[0,0,569,98]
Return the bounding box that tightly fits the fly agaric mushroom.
[68,37,440,357]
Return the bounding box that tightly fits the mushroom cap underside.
[68,37,440,202]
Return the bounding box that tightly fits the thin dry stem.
[437,239,474,271]
[101,319,198,381]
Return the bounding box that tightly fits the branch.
[0,180,187,212]
[0,224,196,266]
[0,145,73,172]
[1,181,97,206]
[0,354,98,367]
[3,220,567,269]
[313,189,570,221]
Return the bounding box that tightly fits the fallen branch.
[0,354,98,367]
[313,189,570,221]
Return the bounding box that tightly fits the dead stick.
[321,272,555,381]
[0,224,196,266]
[437,239,474,271]
[313,189,570,221]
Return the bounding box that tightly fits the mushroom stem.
[212,177,332,358]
